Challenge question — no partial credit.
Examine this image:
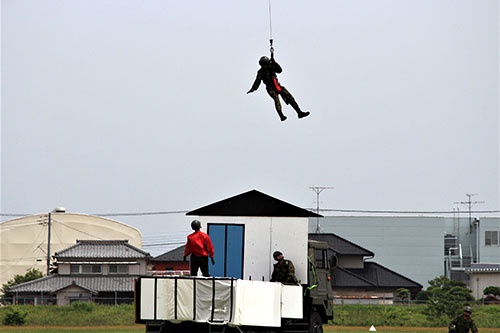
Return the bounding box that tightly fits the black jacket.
[249,60,283,92]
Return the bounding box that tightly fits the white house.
[186,189,321,283]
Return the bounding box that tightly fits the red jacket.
[184,231,214,258]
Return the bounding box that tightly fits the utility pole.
[454,194,484,230]
[310,186,334,233]
[454,194,484,263]
[47,212,51,276]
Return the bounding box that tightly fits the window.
[314,249,327,269]
[109,265,128,274]
[485,231,499,246]
[70,265,101,274]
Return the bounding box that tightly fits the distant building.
[310,215,500,290]
[467,263,500,300]
[309,233,422,304]
[310,216,443,288]
[7,240,151,305]
[445,217,500,282]
[0,210,143,286]
[150,245,189,275]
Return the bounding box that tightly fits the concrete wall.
[59,263,71,275]
[198,216,308,283]
[469,272,500,300]
[479,218,500,263]
[337,255,364,269]
[333,288,395,305]
[58,261,147,276]
[129,263,141,275]
[0,213,143,286]
[310,216,444,288]
[56,285,92,306]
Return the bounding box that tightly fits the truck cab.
[303,240,334,332]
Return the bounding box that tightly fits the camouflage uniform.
[248,57,308,121]
[271,259,298,285]
[449,314,478,333]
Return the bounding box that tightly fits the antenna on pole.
[454,194,485,263]
[454,194,485,229]
[310,186,334,233]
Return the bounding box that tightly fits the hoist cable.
[268,0,273,41]
[268,0,275,56]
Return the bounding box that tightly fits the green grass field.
[2,327,500,333]
[0,326,142,332]
[2,304,500,332]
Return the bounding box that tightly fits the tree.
[394,288,410,303]
[424,275,474,323]
[1,268,44,302]
[416,290,430,301]
[483,286,500,297]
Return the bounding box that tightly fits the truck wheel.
[309,311,323,333]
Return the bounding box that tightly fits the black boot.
[298,111,310,119]
[291,100,309,119]
[276,109,287,121]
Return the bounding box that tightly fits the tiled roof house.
[309,233,422,304]
[467,263,500,299]
[8,240,151,305]
[150,245,189,274]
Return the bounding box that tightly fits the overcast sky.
[1,1,499,255]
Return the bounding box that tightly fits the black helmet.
[464,306,472,314]
[191,220,201,231]
[259,56,271,67]
[273,251,283,260]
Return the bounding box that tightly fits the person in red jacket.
[184,220,215,277]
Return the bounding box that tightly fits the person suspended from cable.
[247,41,310,121]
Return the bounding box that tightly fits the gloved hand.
[183,256,187,262]
[211,257,215,265]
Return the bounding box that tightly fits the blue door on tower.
[207,224,244,279]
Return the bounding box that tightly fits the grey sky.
[1,1,499,255]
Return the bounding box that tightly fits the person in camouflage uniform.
[247,54,310,122]
[270,251,298,284]
[449,306,478,333]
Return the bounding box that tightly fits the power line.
[51,219,105,240]
[0,213,29,217]
[1,210,188,218]
[2,206,498,223]
[0,227,46,276]
[0,256,42,262]
[317,208,499,215]
[142,241,185,248]
[0,221,46,230]
[93,210,188,217]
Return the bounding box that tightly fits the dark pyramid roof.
[152,245,185,261]
[309,233,374,257]
[187,190,321,218]
[346,262,422,289]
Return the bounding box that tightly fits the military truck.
[135,239,333,333]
